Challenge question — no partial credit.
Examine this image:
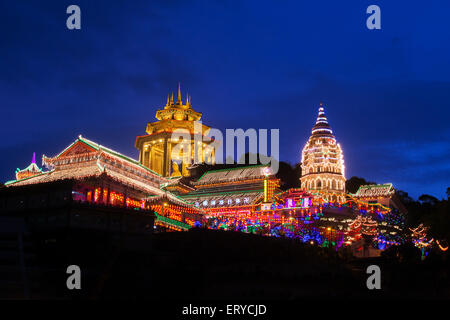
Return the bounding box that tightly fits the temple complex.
[135,84,215,177]
[0,88,411,257]
[300,103,346,203]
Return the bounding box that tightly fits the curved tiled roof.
[194,165,270,185]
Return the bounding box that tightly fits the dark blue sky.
[1,1,449,199]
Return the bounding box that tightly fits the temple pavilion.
[135,84,215,177]
[164,165,280,212]
[4,135,168,204]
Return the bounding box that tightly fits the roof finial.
[166,94,170,106]
[170,92,174,104]
[186,93,190,106]
[32,152,36,164]
[177,82,182,104]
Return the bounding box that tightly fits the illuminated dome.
[300,103,346,203]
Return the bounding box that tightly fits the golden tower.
[300,103,346,203]
[135,84,215,177]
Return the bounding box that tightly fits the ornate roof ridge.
[57,135,165,179]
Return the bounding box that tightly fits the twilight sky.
[0,0,449,199]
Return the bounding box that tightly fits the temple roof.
[181,191,263,208]
[154,83,202,122]
[15,152,43,180]
[5,161,165,196]
[145,191,198,208]
[311,103,334,137]
[194,165,272,186]
[6,135,167,196]
[46,135,162,176]
[354,183,395,198]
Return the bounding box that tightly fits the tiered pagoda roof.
[156,83,202,122]
[138,83,210,139]
[311,103,334,137]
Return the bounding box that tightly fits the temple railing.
[154,212,192,231]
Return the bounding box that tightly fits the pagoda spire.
[177,83,182,104]
[311,102,333,136]
[170,92,174,104]
[166,94,170,106]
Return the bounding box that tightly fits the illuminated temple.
[135,84,215,177]
[300,103,346,203]
[0,88,410,256]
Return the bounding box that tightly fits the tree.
[345,176,376,194]
[418,194,438,205]
[396,190,414,205]
[276,162,301,190]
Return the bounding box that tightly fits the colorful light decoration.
[110,191,124,206]
[436,240,448,252]
[7,120,438,257]
[410,224,434,260]
[300,104,346,204]
[15,152,43,181]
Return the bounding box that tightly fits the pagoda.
[135,84,215,177]
[300,103,346,203]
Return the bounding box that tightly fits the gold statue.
[182,162,189,177]
[171,161,181,177]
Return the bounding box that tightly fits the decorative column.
[163,137,168,176]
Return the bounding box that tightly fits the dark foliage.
[276,162,301,190]
[345,176,376,194]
